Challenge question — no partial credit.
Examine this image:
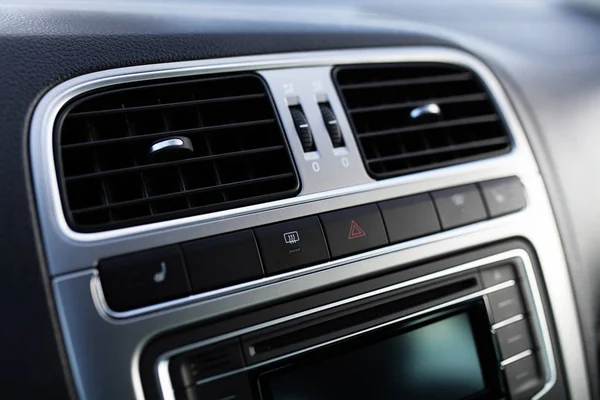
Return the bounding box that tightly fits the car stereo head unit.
[141,246,553,400]
[256,302,500,400]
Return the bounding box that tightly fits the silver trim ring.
[31,47,530,255]
[153,249,556,400]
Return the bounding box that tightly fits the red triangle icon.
[348,220,367,240]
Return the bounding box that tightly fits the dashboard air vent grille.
[333,64,511,179]
[57,73,300,232]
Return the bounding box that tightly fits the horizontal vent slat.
[61,119,276,149]
[78,74,260,100]
[367,137,510,164]
[67,93,267,117]
[71,173,296,214]
[371,152,510,179]
[65,145,286,181]
[358,114,500,138]
[56,73,299,232]
[334,63,511,180]
[348,93,488,114]
[337,72,472,90]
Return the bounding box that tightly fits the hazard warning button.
[319,204,389,258]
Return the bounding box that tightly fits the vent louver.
[333,64,511,179]
[57,73,300,232]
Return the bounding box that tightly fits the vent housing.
[334,63,511,179]
[56,73,300,232]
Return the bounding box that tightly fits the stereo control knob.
[319,103,344,148]
[289,106,316,152]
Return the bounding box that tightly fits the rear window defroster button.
[254,216,330,275]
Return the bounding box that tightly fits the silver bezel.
[34,47,589,400]
[32,47,528,277]
[154,250,555,400]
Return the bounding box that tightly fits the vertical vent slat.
[57,73,300,232]
[333,63,511,179]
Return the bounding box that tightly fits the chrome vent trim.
[55,73,300,232]
[32,47,530,255]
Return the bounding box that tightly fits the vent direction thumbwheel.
[333,63,512,179]
[56,73,300,232]
[148,136,194,162]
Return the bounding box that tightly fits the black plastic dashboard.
[3,1,600,399]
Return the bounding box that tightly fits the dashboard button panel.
[98,245,190,311]
[182,231,264,293]
[255,216,330,275]
[97,177,527,311]
[432,184,488,229]
[487,286,525,323]
[496,319,534,359]
[480,176,527,217]
[480,264,517,288]
[504,355,542,398]
[319,204,389,258]
[379,194,441,243]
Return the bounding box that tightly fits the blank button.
[182,230,264,294]
[496,319,533,359]
[480,177,526,217]
[379,194,441,243]
[432,184,487,229]
[487,286,525,323]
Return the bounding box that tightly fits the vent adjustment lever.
[319,103,344,148]
[290,105,316,152]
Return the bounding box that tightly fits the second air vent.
[333,64,511,179]
[57,73,300,232]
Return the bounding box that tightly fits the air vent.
[333,64,511,179]
[56,73,300,232]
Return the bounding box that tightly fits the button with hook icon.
[98,245,191,311]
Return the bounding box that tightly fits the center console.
[145,244,555,400]
[32,48,587,399]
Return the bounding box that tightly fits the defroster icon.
[283,231,300,244]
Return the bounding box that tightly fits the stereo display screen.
[259,310,495,400]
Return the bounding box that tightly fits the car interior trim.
[31,47,533,276]
[40,48,589,400]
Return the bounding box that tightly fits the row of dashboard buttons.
[99,177,526,312]
[480,265,543,399]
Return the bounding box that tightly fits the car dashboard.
[3,1,600,400]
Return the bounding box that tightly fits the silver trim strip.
[501,350,534,367]
[492,314,525,330]
[154,250,555,400]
